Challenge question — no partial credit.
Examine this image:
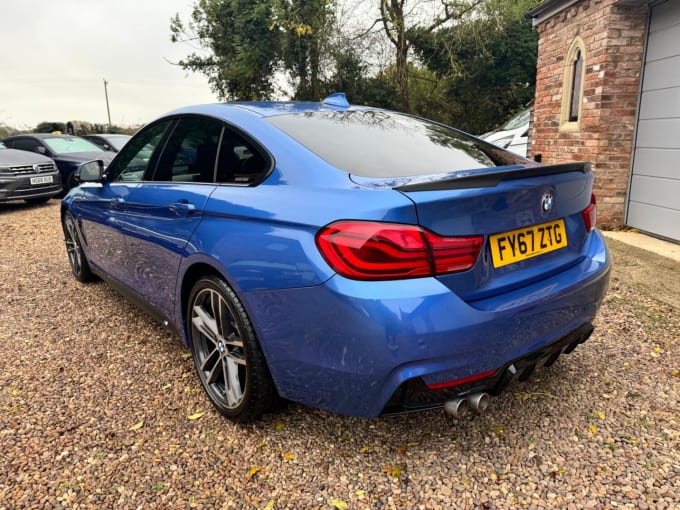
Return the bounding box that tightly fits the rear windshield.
[266,110,526,177]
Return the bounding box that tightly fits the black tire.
[24,196,51,205]
[187,276,277,422]
[62,212,95,282]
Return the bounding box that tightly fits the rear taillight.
[316,221,483,280]
[582,193,597,233]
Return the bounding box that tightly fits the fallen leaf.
[182,352,193,359]
[355,489,366,497]
[247,466,260,479]
[282,453,294,461]
[330,498,348,509]
[671,370,680,378]
[493,425,506,435]
[597,411,606,420]
[161,383,171,390]
[129,420,144,431]
[514,392,530,401]
[187,412,205,421]
[589,424,598,435]
[359,446,369,454]
[262,500,275,510]
[275,422,285,431]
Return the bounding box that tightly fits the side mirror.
[77,160,105,183]
[36,146,46,154]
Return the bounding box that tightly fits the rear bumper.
[242,230,610,417]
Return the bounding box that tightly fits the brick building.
[528,0,680,242]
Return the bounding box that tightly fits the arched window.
[561,38,586,132]
[569,50,583,121]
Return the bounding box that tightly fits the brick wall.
[531,0,648,227]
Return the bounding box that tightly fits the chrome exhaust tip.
[443,397,469,418]
[467,392,490,413]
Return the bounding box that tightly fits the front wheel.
[62,212,95,282]
[187,276,277,422]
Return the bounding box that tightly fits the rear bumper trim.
[383,322,594,414]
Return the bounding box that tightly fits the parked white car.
[481,107,531,158]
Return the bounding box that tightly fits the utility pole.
[103,78,111,129]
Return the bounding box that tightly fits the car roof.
[164,93,376,120]
[5,133,78,139]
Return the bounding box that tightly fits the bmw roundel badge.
[541,191,554,214]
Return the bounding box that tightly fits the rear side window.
[154,117,223,183]
[149,116,269,185]
[267,111,526,177]
[6,138,41,153]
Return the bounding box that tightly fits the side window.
[216,129,268,185]
[110,120,173,182]
[10,138,40,153]
[154,117,223,183]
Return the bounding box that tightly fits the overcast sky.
[0,0,217,129]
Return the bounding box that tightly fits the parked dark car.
[2,134,114,194]
[0,141,61,203]
[82,134,131,153]
[61,94,610,422]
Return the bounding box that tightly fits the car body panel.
[61,100,610,418]
[0,144,62,201]
[240,230,608,417]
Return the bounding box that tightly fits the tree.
[171,0,282,100]
[278,0,335,100]
[409,0,540,133]
[322,45,398,108]
[378,0,482,112]
[35,122,67,134]
[171,0,336,101]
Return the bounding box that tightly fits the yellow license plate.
[490,219,567,268]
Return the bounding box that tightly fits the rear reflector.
[316,221,483,280]
[582,193,597,233]
[427,369,497,390]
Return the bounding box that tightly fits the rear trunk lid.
[351,163,594,301]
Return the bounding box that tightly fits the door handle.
[109,197,125,208]
[169,201,196,217]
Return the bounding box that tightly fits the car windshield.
[267,110,526,177]
[104,135,131,151]
[43,136,101,154]
[502,108,531,130]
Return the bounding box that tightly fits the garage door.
[626,0,680,242]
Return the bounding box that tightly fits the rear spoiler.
[394,162,591,192]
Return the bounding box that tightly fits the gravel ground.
[0,201,678,510]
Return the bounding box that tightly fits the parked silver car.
[481,107,531,158]
[0,141,62,203]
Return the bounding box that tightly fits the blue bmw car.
[61,94,610,422]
